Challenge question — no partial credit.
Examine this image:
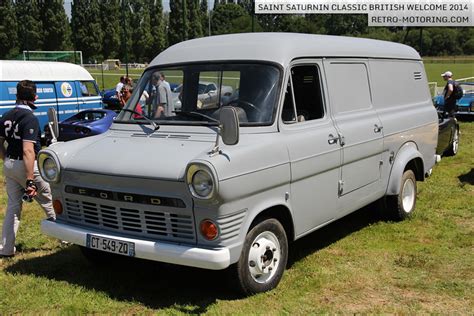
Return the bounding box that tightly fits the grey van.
[39,33,438,294]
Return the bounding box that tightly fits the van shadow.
[6,247,235,313]
[458,168,474,185]
[6,203,383,311]
[288,202,383,267]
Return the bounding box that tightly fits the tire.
[232,218,288,295]
[383,169,417,221]
[445,127,459,156]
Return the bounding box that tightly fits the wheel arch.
[248,204,295,243]
[386,142,424,195]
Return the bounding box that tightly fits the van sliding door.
[324,60,384,213]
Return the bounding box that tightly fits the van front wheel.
[233,218,288,295]
[384,169,417,221]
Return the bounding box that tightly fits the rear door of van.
[55,81,80,122]
[324,59,384,214]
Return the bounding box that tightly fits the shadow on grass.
[5,203,383,311]
[288,202,383,267]
[458,168,474,185]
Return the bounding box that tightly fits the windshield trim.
[115,60,283,128]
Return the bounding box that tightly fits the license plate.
[86,234,135,257]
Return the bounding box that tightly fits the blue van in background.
[0,61,102,135]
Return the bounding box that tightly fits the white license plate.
[86,234,135,257]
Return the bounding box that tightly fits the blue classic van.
[0,61,102,134]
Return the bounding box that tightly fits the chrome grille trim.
[63,197,196,243]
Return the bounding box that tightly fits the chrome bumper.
[41,220,231,270]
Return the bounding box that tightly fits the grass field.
[0,118,472,313]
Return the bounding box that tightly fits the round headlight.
[192,170,213,198]
[38,151,60,183]
[43,158,58,181]
[186,164,216,199]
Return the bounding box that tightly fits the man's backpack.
[454,82,464,100]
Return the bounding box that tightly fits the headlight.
[38,151,61,183]
[186,164,216,199]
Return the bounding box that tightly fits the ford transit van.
[0,60,102,134]
[39,34,438,294]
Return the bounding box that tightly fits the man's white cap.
[441,71,453,77]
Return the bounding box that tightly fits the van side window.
[282,65,324,124]
[80,81,99,97]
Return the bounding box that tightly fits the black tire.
[445,127,459,156]
[383,169,417,221]
[231,218,288,295]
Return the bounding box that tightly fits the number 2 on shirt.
[4,120,21,140]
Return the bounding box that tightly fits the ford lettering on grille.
[65,185,186,208]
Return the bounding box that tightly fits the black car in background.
[436,112,460,157]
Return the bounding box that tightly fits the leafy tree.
[148,0,166,57]
[0,0,19,59]
[71,0,104,62]
[130,0,153,62]
[15,0,43,54]
[211,3,249,35]
[187,0,203,39]
[100,0,121,59]
[39,0,72,51]
[169,0,187,45]
[324,14,367,36]
[200,0,210,37]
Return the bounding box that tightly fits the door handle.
[374,124,383,133]
[328,134,338,145]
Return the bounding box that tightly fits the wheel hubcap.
[402,178,415,213]
[248,231,281,283]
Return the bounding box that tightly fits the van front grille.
[63,198,195,243]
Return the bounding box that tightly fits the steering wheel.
[236,100,262,114]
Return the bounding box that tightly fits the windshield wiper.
[174,110,219,124]
[122,108,160,131]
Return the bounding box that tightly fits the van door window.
[282,65,324,123]
[79,81,99,96]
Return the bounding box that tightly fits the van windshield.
[116,63,281,126]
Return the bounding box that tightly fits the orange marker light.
[200,220,218,240]
[53,200,63,215]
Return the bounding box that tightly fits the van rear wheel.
[232,218,288,295]
[383,169,417,221]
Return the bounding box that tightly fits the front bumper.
[41,220,231,270]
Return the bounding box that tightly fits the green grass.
[424,63,474,86]
[1,122,472,313]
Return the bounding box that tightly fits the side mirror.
[219,106,239,146]
[47,107,59,143]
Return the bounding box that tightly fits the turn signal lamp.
[200,220,219,240]
[53,199,63,215]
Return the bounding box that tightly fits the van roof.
[0,60,94,81]
[150,33,421,67]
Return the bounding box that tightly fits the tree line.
[1,0,473,63]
